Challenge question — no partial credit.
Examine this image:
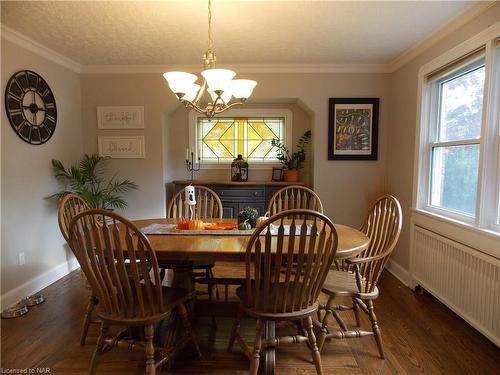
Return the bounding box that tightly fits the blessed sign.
[98,136,146,158]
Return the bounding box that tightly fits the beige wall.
[81,74,175,220]
[1,39,82,303]
[81,72,390,229]
[388,3,500,269]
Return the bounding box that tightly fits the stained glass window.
[197,117,286,163]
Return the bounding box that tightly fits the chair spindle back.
[347,195,402,293]
[69,209,164,320]
[167,185,223,220]
[267,186,323,216]
[58,193,91,243]
[245,209,337,314]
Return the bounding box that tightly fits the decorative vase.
[238,213,256,228]
[286,169,299,182]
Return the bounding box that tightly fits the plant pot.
[286,169,299,182]
[238,214,256,228]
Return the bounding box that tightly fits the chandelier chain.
[208,0,213,52]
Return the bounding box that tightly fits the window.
[189,109,292,166]
[429,61,485,216]
[417,32,500,233]
[197,117,285,163]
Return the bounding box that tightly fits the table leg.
[264,320,276,375]
[171,261,196,317]
[157,261,196,368]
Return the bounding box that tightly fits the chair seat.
[322,270,378,299]
[96,285,190,325]
[236,282,318,320]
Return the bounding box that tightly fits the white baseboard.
[0,257,80,308]
[385,259,411,287]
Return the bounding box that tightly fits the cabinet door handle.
[253,191,259,196]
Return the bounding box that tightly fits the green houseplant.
[238,206,259,228]
[271,130,311,182]
[49,153,138,209]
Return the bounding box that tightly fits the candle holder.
[186,151,201,181]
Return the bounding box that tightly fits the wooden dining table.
[132,218,370,375]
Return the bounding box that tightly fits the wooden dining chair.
[227,209,338,375]
[57,193,97,346]
[267,185,323,215]
[167,185,223,220]
[68,209,200,375]
[318,195,402,359]
[164,186,223,298]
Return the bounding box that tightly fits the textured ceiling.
[1,1,475,66]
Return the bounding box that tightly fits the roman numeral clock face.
[5,70,57,145]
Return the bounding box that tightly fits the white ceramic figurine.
[184,185,196,219]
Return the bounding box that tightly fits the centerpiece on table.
[272,130,311,182]
[49,153,138,209]
[238,206,259,228]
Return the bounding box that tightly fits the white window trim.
[188,108,293,169]
[413,20,500,234]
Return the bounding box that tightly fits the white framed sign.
[97,106,144,129]
[98,136,146,159]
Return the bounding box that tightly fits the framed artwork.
[272,167,284,181]
[97,106,144,129]
[98,136,146,159]
[328,98,379,160]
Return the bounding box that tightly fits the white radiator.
[411,225,500,347]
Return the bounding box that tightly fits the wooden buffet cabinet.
[170,180,305,218]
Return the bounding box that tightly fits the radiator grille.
[411,226,500,346]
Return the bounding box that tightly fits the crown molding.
[1,25,82,73]
[80,63,392,74]
[388,1,496,72]
[2,1,496,76]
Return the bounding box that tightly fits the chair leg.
[227,308,244,352]
[81,293,98,346]
[208,267,220,301]
[89,321,109,375]
[352,298,361,327]
[250,320,264,375]
[367,300,385,359]
[318,296,333,351]
[178,303,202,358]
[144,324,156,375]
[305,316,323,375]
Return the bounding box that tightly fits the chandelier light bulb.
[231,79,258,99]
[201,69,236,92]
[163,71,198,96]
[209,86,232,104]
[183,83,201,102]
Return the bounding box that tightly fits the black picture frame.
[328,98,379,160]
[271,167,284,181]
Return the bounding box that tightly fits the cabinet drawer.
[216,188,265,199]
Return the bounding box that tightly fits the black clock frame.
[4,70,57,145]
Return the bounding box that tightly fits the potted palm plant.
[49,154,138,209]
[272,130,311,182]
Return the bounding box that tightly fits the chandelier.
[163,0,257,118]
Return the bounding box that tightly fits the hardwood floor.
[2,263,499,374]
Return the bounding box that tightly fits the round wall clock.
[4,70,57,145]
